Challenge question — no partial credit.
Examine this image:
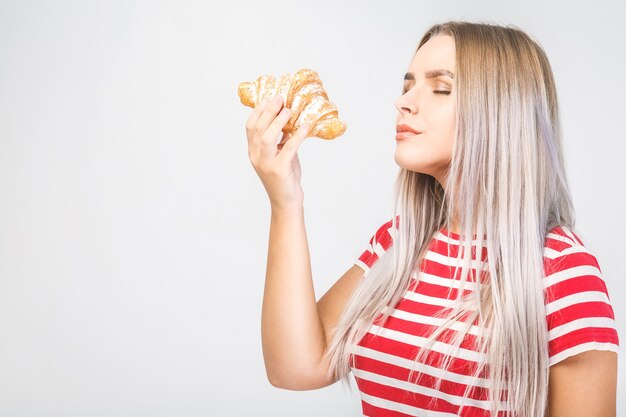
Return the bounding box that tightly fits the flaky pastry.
[237,68,347,140]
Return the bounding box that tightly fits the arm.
[261,206,326,389]
[261,206,365,390]
[247,93,363,390]
[547,350,618,417]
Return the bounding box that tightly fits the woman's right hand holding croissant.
[246,95,311,211]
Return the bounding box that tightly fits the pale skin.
[247,34,617,416]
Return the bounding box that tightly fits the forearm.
[261,205,327,386]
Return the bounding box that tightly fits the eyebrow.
[404,69,455,80]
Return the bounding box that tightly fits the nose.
[395,92,417,115]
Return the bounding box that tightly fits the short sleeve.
[543,228,620,366]
[354,217,398,275]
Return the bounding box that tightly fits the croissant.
[237,68,347,140]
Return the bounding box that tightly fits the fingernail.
[273,95,283,106]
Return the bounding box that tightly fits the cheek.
[436,102,455,132]
[436,104,456,149]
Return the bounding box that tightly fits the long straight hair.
[324,21,575,417]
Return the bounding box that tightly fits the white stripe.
[561,226,582,246]
[545,232,574,245]
[549,342,620,366]
[545,291,611,315]
[558,244,592,258]
[353,345,491,388]
[373,242,387,258]
[401,290,480,311]
[424,250,490,271]
[381,306,486,337]
[368,325,486,363]
[434,232,487,246]
[359,392,460,417]
[545,244,591,260]
[543,247,563,260]
[413,270,480,292]
[355,259,370,274]
[549,316,617,340]
[354,368,509,412]
[402,291,458,308]
[544,264,603,289]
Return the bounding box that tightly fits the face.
[394,34,456,186]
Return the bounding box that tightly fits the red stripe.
[544,249,600,276]
[390,294,481,325]
[359,250,380,270]
[355,355,491,401]
[388,298,445,316]
[356,333,488,377]
[570,230,585,246]
[544,228,577,252]
[411,279,475,300]
[419,258,488,283]
[545,272,608,299]
[549,327,619,356]
[547,301,616,328]
[356,377,461,414]
[430,237,490,261]
[545,238,573,252]
[378,314,482,353]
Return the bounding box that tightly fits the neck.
[449,219,461,235]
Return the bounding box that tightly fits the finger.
[276,123,310,160]
[259,106,292,158]
[254,95,285,144]
[246,98,269,146]
[277,129,292,148]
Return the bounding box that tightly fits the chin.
[394,152,431,174]
[394,163,444,180]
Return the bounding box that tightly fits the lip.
[396,123,423,140]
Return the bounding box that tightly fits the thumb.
[278,123,310,156]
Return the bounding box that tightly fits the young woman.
[245,21,619,417]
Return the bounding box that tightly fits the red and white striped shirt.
[351,218,620,417]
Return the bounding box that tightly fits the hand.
[246,94,311,210]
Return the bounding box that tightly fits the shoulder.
[542,226,620,366]
[544,225,587,256]
[354,216,399,273]
[365,216,399,251]
[543,225,599,275]
[542,225,606,300]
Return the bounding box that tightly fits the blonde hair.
[324,20,575,417]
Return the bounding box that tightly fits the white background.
[1,1,624,416]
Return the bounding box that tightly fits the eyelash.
[402,88,451,95]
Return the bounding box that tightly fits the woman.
[245,21,619,417]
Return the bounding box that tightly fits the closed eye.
[402,87,451,95]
